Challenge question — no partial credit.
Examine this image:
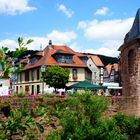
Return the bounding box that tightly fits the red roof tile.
[90,55,104,67]
[106,64,112,75]
[105,63,119,75]
[23,44,86,70]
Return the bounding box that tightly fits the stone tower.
[117,9,140,116]
[119,9,140,97]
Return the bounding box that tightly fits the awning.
[68,80,107,90]
[103,82,122,89]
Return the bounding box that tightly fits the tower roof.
[124,9,140,43]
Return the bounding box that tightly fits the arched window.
[128,49,135,74]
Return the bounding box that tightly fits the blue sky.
[0,0,140,56]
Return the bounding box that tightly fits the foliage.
[13,37,33,58]
[0,46,13,78]
[47,93,140,140]
[0,37,33,78]
[44,66,69,90]
[0,102,44,139]
[1,93,140,139]
[7,50,39,59]
[15,92,26,98]
[112,114,140,140]
[98,54,118,66]
[46,130,61,140]
[58,93,108,139]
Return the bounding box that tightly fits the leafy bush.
[58,92,108,139]
[0,102,44,139]
[15,92,26,98]
[113,114,140,140]
[50,92,140,140]
[1,92,140,139]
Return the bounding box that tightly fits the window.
[54,54,73,64]
[85,68,92,81]
[25,71,29,81]
[37,69,40,80]
[20,73,22,82]
[128,49,135,75]
[94,72,97,79]
[16,86,18,93]
[25,85,29,92]
[79,57,88,64]
[31,70,34,81]
[30,56,40,65]
[20,86,22,93]
[31,85,34,95]
[103,70,108,77]
[37,85,40,94]
[72,69,78,80]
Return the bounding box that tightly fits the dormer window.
[30,56,40,65]
[54,54,73,64]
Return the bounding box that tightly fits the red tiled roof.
[90,55,104,67]
[29,51,43,58]
[23,44,86,70]
[106,64,112,75]
[76,53,88,57]
[20,58,28,63]
[105,63,119,75]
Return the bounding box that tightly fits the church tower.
[119,9,140,96]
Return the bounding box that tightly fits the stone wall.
[119,39,140,116]
[104,96,140,117]
[120,41,140,96]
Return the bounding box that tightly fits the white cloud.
[58,4,74,18]
[24,37,48,50]
[77,21,88,29]
[78,17,134,56]
[47,30,77,43]
[80,18,134,40]
[0,29,77,51]
[94,7,109,16]
[0,0,36,15]
[84,40,121,57]
[0,39,17,50]
[84,47,119,57]
[0,37,48,51]
[69,42,84,52]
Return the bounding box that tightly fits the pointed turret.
[124,9,140,43]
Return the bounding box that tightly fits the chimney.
[49,40,52,45]
[48,40,53,49]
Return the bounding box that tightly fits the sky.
[0,0,140,57]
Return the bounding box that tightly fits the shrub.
[15,92,26,98]
[58,92,108,139]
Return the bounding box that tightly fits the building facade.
[103,63,119,83]
[13,41,94,94]
[87,56,104,85]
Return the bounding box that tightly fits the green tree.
[0,37,33,78]
[44,66,69,91]
[13,37,33,58]
[0,47,13,78]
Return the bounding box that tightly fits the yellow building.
[13,41,104,94]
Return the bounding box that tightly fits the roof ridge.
[124,9,140,43]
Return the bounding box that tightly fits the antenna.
[40,44,42,51]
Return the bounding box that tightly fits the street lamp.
[40,40,52,94]
[41,64,46,94]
